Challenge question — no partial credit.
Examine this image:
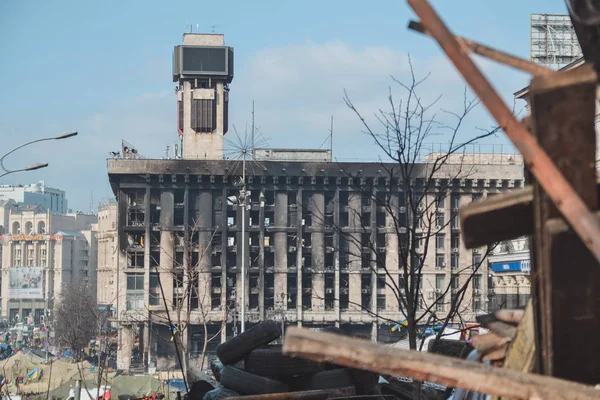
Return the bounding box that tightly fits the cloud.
[230,41,524,160]
[1,40,528,211]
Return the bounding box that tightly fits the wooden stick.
[406,0,600,265]
[283,327,600,400]
[408,21,552,76]
[460,188,533,248]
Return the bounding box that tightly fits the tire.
[349,368,379,395]
[244,346,324,378]
[202,388,239,400]
[187,380,215,400]
[292,369,355,391]
[220,366,289,395]
[217,321,281,365]
[210,359,224,381]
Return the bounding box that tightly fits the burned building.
[106,33,525,371]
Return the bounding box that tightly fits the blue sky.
[0,0,568,211]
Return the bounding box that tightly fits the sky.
[0,0,569,212]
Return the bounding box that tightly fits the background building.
[0,182,68,214]
[105,32,525,372]
[487,238,531,310]
[0,206,97,324]
[97,200,118,308]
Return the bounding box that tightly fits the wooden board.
[282,327,600,400]
[529,63,599,382]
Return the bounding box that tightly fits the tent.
[111,376,180,400]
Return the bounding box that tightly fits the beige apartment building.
[97,200,118,308]
[0,200,97,323]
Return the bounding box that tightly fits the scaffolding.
[530,14,582,69]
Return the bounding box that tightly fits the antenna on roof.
[211,25,217,33]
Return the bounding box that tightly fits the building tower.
[173,33,234,159]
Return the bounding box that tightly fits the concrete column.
[311,192,325,311]
[274,192,288,310]
[160,191,175,309]
[198,191,213,309]
[258,190,266,320]
[143,187,151,366]
[220,188,228,344]
[117,324,133,371]
[296,188,303,324]
[371,321,378,342]
[236,200,249,320]
[348,192,361,311]
[333,187,341,321]
[370,186,377,317]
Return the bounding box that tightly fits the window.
[190,98,217,133]
[126,273,144,310]
[435,274,445,290]
[451,274,459,290]
[451,233,460,248]
[177,100,184,133]
[415,234,422,249]
[451,212,460,229]
[377,294,386,311]
[451,253,459,270]
[473,275,481,290]
[436,254,445,269]
[149,274,160,306]
[436,212,445,227]
[472,252,482,268]
[451,195,460,209]
[436,193,446,209]
[436,234,445,249]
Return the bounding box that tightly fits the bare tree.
[143,218,227,384]
[311,60,500,353]
[54,282,107,361]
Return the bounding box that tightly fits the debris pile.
[202,321,379,399]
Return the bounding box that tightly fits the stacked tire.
[202,321,380,399]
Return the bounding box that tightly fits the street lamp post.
[0,131,78,178]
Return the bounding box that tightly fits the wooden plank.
[407,0,600,265]
[460,188,533,248]
[460,182,600,248]
[282,327,600,400]
[569,5,600,70]
[502,301,536,374]
[528,63,599,382]
[408,21,552,76]
[543,215,600,383]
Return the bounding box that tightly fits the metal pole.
[241,153,247,333]
[74,380,82,400]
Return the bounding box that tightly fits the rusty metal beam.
[407,0,600,266]
[408,21,552,76]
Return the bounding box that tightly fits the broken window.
[361,274,371,311]
[287,273,297,309]
[302,273,312,310]
[249,273,260,310]
[340,273,349,311]
[211,274,222,309]
[127,252,144,269]
[325,274,335,310]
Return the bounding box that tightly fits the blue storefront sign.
[491,260,530,273]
